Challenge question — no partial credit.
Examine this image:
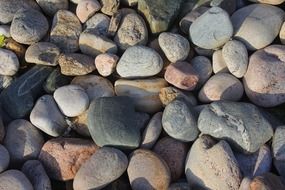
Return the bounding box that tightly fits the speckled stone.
[95,53,119,77]
[76,0,101,23]
[84,13,110,36]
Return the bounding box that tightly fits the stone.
[76,0,101,23]
[70,110,91,137]
[159,86,197,107]
[0,25,10,37]
[168,182,190,190]
[231,4,284,50]
[141,112,162,149]
[121,0,138,6]
[162,99,199,142]
[191,56,212,88]
[30,95,67,137]
[21,160,52,190]
[280,22,285,45]
[198,73,244,103]
[39,138,98,181]
[79,32,117,57]
[114,13,148,51]
[244,45,285,107]
[25,42,61,66]
[95,53,118,77]
[87,96,143,149]
[4,119,44,165]
[190,7,233,49]
[3,38,26,59]
[239,177,252,190]
[73,147,128,190]
[0,0,40,24]
[210,0,236,15]
[85,13,110,36]
[114,78,168,113]
[54,85,89,117]
[198,101,274,153]
[0,48,19,76]
[58,53,95,76]
[0,65,53,119]
[0,115,4,142]
[234,145,272,178]
[0,76,12,92]
[71,75,115,101]
[0,170,33,190]
[164,62,199,91]
[249,0,285,5]
[116,46,163,78]
[158,32,190,63]
[138,0,184,34]
[222,40,248,78]
[212,49,229,74]
[153,137,188,181]
[185,135,242,190]
[128,149,171,190]
[10,9,48,45]
[100,0,120,16]
[36,0,69,16]
[250,173,285,190]
[0,144,9,173]
[272,126,285,177]
[50,10,82,53]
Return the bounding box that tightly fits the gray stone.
[4,119,44,165]
[100,0,120,16]
[198,101,274,153]
[30,95,67,137]
[116,45,163,78]
[25,42,61,66]
[73,147,128,190]
[85,13,110,36]
[21,160,52,190]
[0,144,9,173]
[0,65,53,119]
[76,0,101,23]
[158,32,190,63]
[162,99,199,142]
[191,56,212,88]
[0,48,19,76]
[0,170,33,190]
[0,75,12,92]
[0,25,10,37]
[190,7,233,49]
[10,9,48,45]
[50,10,82,53]
[87,96,142,149]
[210,0,236,15]
[168,182,190,190]
[272,126,285,178]
[36,0,69,16]
[212,49,229,74]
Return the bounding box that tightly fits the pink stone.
[76,0,101,23]
[95,53,119,77]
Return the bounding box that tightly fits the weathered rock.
[272,126,285,178]
[212,49,229,74]
[76,0,101,23]
[198,101,274,153]
[0,48,19,76]
[85,13,110,36]
[0,144,9,173]
[191,56,212,88]
[95,53,118,77]
[250,173,285,190]
[39,138,98,181]
[36,0,69,16]
[100,0,120,16]
[50,10,82,53]
[0,170,33,190]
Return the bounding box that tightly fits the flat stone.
[85,13,110,36]
[114,78,168,113]
[39,138,98,181]
[36,0,69,16]
[116,45,163,78]
[76,0,101,23]
[58,53,95,76]
[0,170,33,190]
[21,160,52,190]
[30,95,67,137]
[0,144,9,173]
[95,53,118,77]
[127,149,171,190]
[250,173,285,190]
[191,56,212,88]
[25,42,61,66]
[50,10,82,53]
[0,65,53,119]
[10,9,48,45]
[162,99,199,142]
[4,119,44,165]
[87,96,142,149]
[73,147,128,190]
[54,85,89,117]
[212,49,229,74]
[272,126,285,178]
[138,0,183,34]
[185,135,242,190]
[198,101,274,153]
[0,48,19,76]
[100,0,120,16]
[190,7,233,49]
[231,4,284,50]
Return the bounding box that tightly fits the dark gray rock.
[210,0,236,15]
[0,144,9,173]
[0,114,4,142]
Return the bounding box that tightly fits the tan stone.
[95,53,118,77]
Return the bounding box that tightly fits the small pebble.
[212,49,229,74]
[36,0,69,16]
[76,0,101,23]
[0,48,19,76]
[95,53,119,77]
[191,56,212,88]
[0,144,9,173]
[100,0,120,16]
[0,170,33,190]
[85,13,110,36]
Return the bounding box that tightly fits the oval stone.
[95,53,119,77]
[0,170,33,190]
[76,0,101,23]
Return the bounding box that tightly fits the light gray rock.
[85,13,110,36]
[76,0,101,23]
[0,75,12,91]
[0,48,19,76]
[212,49,229,74]
[0,144,9,173]
[0,170,33,190]
[36,0,69,16]
[116,45,163,78]
[191,56,212,88]
[272,126,285,178]
[0,25,10,37]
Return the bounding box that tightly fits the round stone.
[4,120,44,165]
[95,53,119,77]
[116,45,163,78]
[39,138,98,181]
[162,99,199,142]
[243,45,285,107]
[114,13,148,51]
[100,0,120,16]
[158,32,190,63]
[25,42,61,66]
[190,56,212,88]
[0,48,19,76]
[10,9,48,45]
[0,170,33,190]
[73,147,128,190]
[54,85,89,117]
[128,149,171,190]
[198,73,244,103]
[0,144,9,173]
[36,0,69,16]
[85,13,110,36]
[190,7,233,49]
[231,4,284,50]
[76,0,101,23]
[212,49,229,74]
[222,40,248,78]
